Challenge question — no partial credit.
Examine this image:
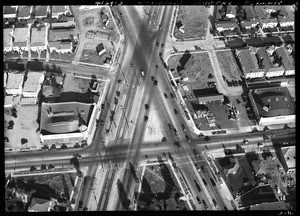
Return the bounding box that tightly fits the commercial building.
[275,47,295,76]
[277,146,295,174]
[248,87,295,125]
[3,6,18,19]
[250,201,289,210]
[193,88,224,104]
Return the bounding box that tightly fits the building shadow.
[117,179,131,210]
[128,162,137,179]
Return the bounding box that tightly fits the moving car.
[141,70,145,76]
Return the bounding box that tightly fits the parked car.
[164,93,168,98]
[212,198,218,207]
[202,200,208,209]
[151,76,155,81]
[181,124,186,131]
[153,79,158,85]
[202,178,208,186]
[174,128,179,137]
[194,163,200,171]
[145,104,149,110]
[141,70,145,76]
[134,176,140,183]
[162,137,167,142]
[194,180,201,192]
[78,201,83,210]
[210,178,216,187]
[170,92,174,98]
[236,99,241,104]
[144,116,148,122]
[196,196,202,204]
[200,165,206,172]
[159,24,162,30]
[186,135,190,142]
[174,108,178,114]
[193,149,198,156]
[168,123,172,130]
[156,41,159,46]
[161,43,164,49]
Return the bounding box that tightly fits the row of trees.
[30,164,55,172]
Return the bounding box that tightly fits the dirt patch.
[216,51,242,81]
[83,17,94,27]
[174,6,208,40]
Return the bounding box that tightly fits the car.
[174,108,178,114]
[144,116,148,122]
[173,128,179,137]
[168,123,172,130]
[212,198,218,207]
[164,93,168,98]
[202,200,208,209]
[181,124,186,131]
[156,41,159,46]
[153,79,158,85]
[193,149,198,156]
[145,104,149,110]
[236,99,241,104]
[78,201,83,210]
[155,65,159,70]
[120,12,124,18]
[161,43,165,49]
[202,178,208,186]
[151,76,155,81]
[134,176,140,183]
[194,180,201,192]
[200,165,206,172]
[196,196,202,204]
[141,70,145,76]
[170,92,174,98]
[159,24,162,30]
[174,142,180,147]
[210,178,216,187]
[194,163,200,171]
[162,137,167,142]
[186,135,190,142]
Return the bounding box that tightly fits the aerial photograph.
[4,4,295,212]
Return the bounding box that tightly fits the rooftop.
[275,47,295,70]
[35,5,48,17]
[51,20,76,29]
[244,6,257,19]
[3,28,13,45]
[215,20,238,29]
[251,87,296,118]
[14,27,28,43]
[193,88,221,98]
[254,6,267,19]
[59,41,71,49]
[6,72,23,89]
[31,27,46,43]
[250,201,289,210]
[245,37,265,47]
[227,38,246,49]
[3,6,17,15]
[20,97,36,105]
[28,197,55,212]
[256,47,272,70]
[18,6,32,18]
[52,6,66,14]
[49,29,75,41]
[23,72,43,92]
[40,102,94,134]
[49,41,61,49]
[281,146,295,169]
[281,35,294,44]
[236,49,259,74]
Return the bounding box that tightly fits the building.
[244,37,265,47]
[96,43,106,56]
[58,41,72,53]
[244,6,257,19]
[18,6,33,20]
[224,157,240,176]
[277,146,295,174]
[34,6,48,18]
[5,72,24,95]
[226,38,246,49]
[215,21,239,32]
[225,5,236,19]
[275,47,295,76]
[236,49,265,79]
[22,72,44,98]
[3,28,14,52]
[248,87,295,125]
[252,160,267,176]
[3,6,18,18]
[28,197,56,212]
[51,19,76,29]
[49,29,75,42]
[254,6,267,19]
[193,88,224,104]
[256,47,272,71]
[51,6,68,18]
[240,19,259,29]
[265,66,284,78]
[250,201,289,210]
[260,18,278,29]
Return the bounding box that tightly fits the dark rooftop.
[227,38,246,49]
[245,37,265,47]
[251,87,295,118]
[193,88,221,98]
[3,6,17,15]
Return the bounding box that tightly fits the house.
[225,5,236,19]
[3,6,18,18]
[49,41,62,53]
[215,21,239,32]
[240,19,259,29]
[18,6,33,20]
[31,42,47,52]
[100,10,109,26]
[277,146,295,174]
[51,19,76,29]
[34,6,48,18]
[262,36,282,46]
[193,88,224,104]
[254,6,267,19]
[252,160,267,176]
[224,157,240,176]
[5,72,24,95]
[265,66,284,78]
[28,197,56,212]
[51,6,68,18]
[278,17,294,28]
[248,87,295,125]
[96,43,106,56]
[226,38,246,49]
[244,6,257,19]
[261,18,278,29]
[22,72,44,98]
[57,41,72,53]
[236,49,265,79]
[281,35,294,45]
[49,29,75,41]
[256,47,272,71]
[216,6,226,21]
[244,37,265,47]
[275,47,295,76]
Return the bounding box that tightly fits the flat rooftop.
[18,6,31,18]
[251,87,295,118]
[31,27,46,44]
[23,71,43,92]
[52,6,66,14]
[281,146,295,169]
[14,27,29,43]
[40,102,94,134]
[3,28,13,46]
[6,72,23,89]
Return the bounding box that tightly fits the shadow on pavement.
[117,179,131,210]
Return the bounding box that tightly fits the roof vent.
[275,97,279,101]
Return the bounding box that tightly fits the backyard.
[137,162,187,211]
[174,6,208,40]
[216,50,242,81]
[168,52,215,90]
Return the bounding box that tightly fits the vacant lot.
[174,6,208,40]
[168,52,215,90]
[216,51,242,81]
[137,163,186,210]
[79,47,112,65]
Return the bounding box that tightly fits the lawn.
[216,50,242,81]
[137,162,186,211]
[16,172,77,199]
[174,6,208,40]
[79,48,112,65]
[168,52,215,90]
[4,51,20,59]
[49,51,75,62]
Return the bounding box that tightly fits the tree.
[42,145,49,150]
[76,170,83,178]
[41,164,47,170]
[70,157,80,170]
[48,164,55,169]
[61,143,68,149]
[30,166,37,172]
[73,143,80,148]
[50,144,56,150]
